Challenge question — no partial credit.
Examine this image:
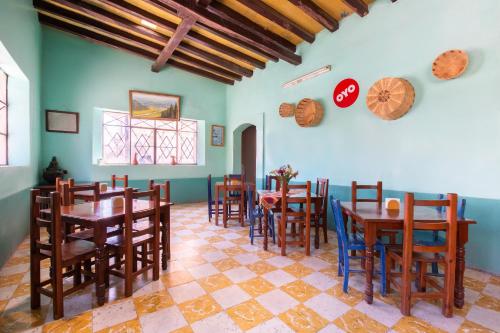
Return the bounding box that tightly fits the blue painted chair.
[247,185,275,244]
[207,174,223,222]
[330,196,387,295]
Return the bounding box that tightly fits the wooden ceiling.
[33,0,395,85]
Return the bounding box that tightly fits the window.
[0,70,7,165]
[102,111,198,165]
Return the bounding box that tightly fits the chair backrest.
[55,177,73,193]
[30,190,62,264]
[404,193,458,256]
[265,175,281,191]
[352,181,382,205]
[436,193,466,219]
[62,182,100,205]
[280,181,311,223]
[223,174,244,198]
[149,179,171,203]
[111,174,128,188]
[316,178,329,216]
[330,196,348,258]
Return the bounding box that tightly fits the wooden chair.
[265,175,281,191]
[351,181,398,245]
[149,179,172,270]
[207,174,223,222]
[111,174,128,188]
[275,181,312,256]
[106,186,161,297]
[222,175,245,228]
[386,193,458,317]
[330,196,386,295]
[30,190,97,319]
[313,178,329,244]
[247,185,275,244]
[55,177,73,192]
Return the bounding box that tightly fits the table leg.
[215,186,219,226]
[364,224,376,304]
[454,224,468,308]
[94,226,107,306]
[153,216,160,281]
[161,206,169,270]
[314,199,320,249]
[263,206,269,251]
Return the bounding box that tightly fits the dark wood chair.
[265,175,281,191]
[313,178,329,244]
[30,190,97,319]
[207,174,223,222]
[148,179,172,270]
[111,174,128,188]
[275,181,312,256]
[106,186,161,297]
[222,175,245,228]
[386,193,458,317]
[351,181,398,245]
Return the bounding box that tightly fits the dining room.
[1,0,500,332]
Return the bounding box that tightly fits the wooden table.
[257,189,322,253]
[341,202,476,307]
[214,181,255,225]
[57,199,172,306]
[74,186,136,201]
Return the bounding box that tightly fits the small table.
[214,181,255,226]
[257,189,322,254]
[74,186,136,201]
[341,202,476,306]
[57,199,171,306]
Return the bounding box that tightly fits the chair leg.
[30,255,41,309]
[322,216,328,243]
[401,254,412,316]
[132,247,138,273]
[343,254,349,293]
[380,248,387,296]
[250,224,254,245]
[104,251,110,288]
[442,257,456,318]
[385,254,391,294]
[270,216,276,244]
[141,244,148,269]
[53,264,64,320]
[73,263,82,287]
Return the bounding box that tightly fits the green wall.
[226,0,500,274]
[41,27,227,184]
[0,0,42,266]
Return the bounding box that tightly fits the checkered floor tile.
[0,202,498,332]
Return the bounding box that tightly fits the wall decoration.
[366,77,415,120]
[333,78,359,108]
[432,49,469,80]
[45,110,79,134]
[295,98,324,127]
[42,156,67,184]
[279,103,295,117]
[211,125,224,146]
[129,90,180,121]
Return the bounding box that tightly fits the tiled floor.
[0,202,499,333]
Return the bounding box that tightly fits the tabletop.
[74,186,131,197]
[341,202,476,224]
[256,189,320,198]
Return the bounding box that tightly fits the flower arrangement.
[270,164,299,183]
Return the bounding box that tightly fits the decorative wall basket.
[366,77,415,120]
[279,103,295,117]
[295,98,324,127]
[432,49,468,80]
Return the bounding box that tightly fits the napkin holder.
[385,198,400,210]
[111,196,124,208]
[99,183,108,193]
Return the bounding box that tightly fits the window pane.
[131,127,154,164]
[178,131,197,164]
[156,119,177,130]
[0,71,6,104]
[179,119,197,132]
[103,111,129,126]
[0,106,6,134]
[131,118,154,128]
[156,129,177,164]
[0,134,6,165]
[102,124,130,164]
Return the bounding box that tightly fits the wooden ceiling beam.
[39,0,250,77]
[156,0,301,65]
[196,0,212,7]
[287,0,339,32]
[151,15,196,72]
[38,14,234,84]
[342,0,369,17]
[101,0,266,69]
[236,0,314,43]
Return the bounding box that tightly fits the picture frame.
[211,125,224,146]
[45,110,79,134]
[129,90,180,121]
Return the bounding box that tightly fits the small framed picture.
[211,125,224,146]
[129,90,180,121]
[45,110,79,134]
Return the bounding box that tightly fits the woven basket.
[366,77,415,120]
[432,50,468,80]
[295,98,324,127]
[279,103,295,117]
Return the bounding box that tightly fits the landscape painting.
[129,90,180,121]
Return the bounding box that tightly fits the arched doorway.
[232,123,256,184]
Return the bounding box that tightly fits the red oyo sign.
[333,78,359,108]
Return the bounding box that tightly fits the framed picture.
[211,125,224,146]
[129,90,180,121]
[45,110,79,134]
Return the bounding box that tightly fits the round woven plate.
[432,49,469,80]
[295,98,324,127]
[366,77,415,120]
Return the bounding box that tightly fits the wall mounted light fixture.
[282,65,332,88]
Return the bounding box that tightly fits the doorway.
[241,125,256,184]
